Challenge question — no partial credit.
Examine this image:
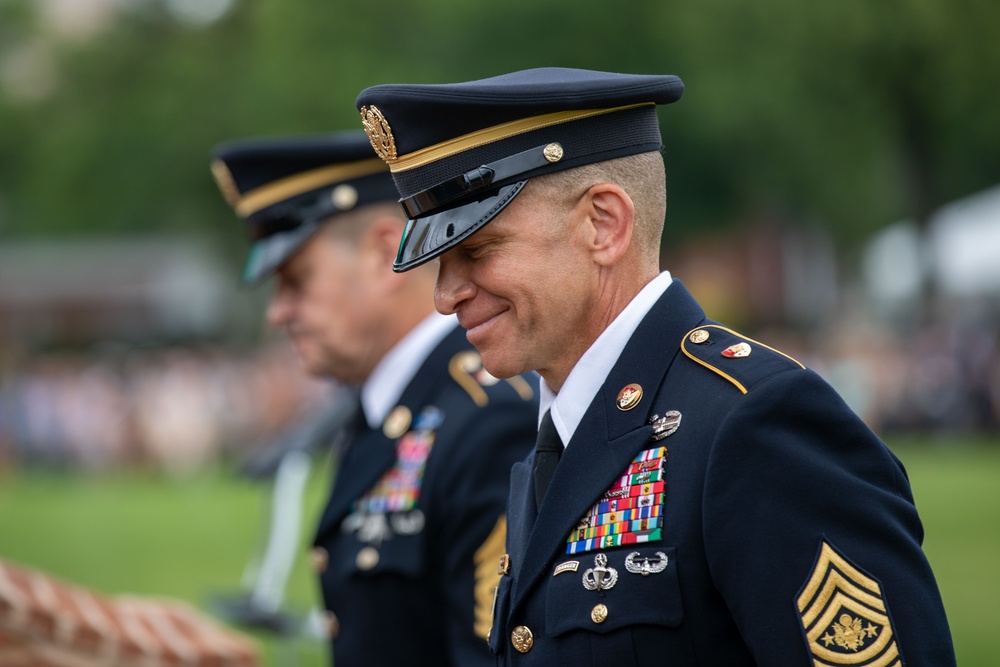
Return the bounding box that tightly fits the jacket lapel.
[510,280,707,607]
[314,324,466,543]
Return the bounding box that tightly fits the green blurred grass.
[0,436,997,665]
[0,461,335,666]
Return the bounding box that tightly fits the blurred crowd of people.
[774,312,1000,437]
[0,342,330,472]
[0,312,996,473]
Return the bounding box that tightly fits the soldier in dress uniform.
[354,68,957,666]
[211,131,538,667]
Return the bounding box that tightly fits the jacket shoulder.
[446,349,538,407]
[680,324,805,394]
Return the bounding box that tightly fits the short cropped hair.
[527,151,666,266]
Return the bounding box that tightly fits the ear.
[358,214,408,290]
[581,183,634,267]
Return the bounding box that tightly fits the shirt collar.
[539,271,672,445]
[362,313,459,428]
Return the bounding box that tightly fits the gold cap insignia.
[331,184,358,210]
[797,541,900,665]
[553,560,579,576]
[360,105,397,162]
[210,159,241,207]
[616,383,643,411]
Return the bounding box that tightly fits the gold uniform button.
[591,603,609,624]
[356,546,380,571]
[325,611,340,639]
[511,625,534,653]
[310,546,329,574]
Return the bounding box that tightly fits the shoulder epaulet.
[448,350,535,407]
[680,324,805,394]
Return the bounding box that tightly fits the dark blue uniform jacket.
[314,325,537,667]
[490,281,955,666]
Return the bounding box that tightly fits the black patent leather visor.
[242,219,324,286]
[393,181,526,271]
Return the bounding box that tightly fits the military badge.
[721,342,752,358]
[566,446,667,554]
[624,551,668,576]
[360,105,397,162]
[616,383,643,411]
[649,411,682,440]
[553,561,579,576]
[345,427,436,548]
[797,541,902,665]
[581,553,618,591]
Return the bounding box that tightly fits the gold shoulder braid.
[680,324,804,394]
[797,541,902,666]
[448,351,535,406]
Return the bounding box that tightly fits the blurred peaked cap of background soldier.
[354,67,684,271]
[210,130,400,286]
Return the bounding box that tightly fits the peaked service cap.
[210,130,399,285]
[355,67,683,271]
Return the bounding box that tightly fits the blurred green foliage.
[1,0,998,263]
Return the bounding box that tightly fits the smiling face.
[432,152,666,391]
[434,181,605,388]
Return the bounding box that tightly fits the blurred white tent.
[864,184,1000,307]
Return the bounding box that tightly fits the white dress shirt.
[538,271,673,446]
[362,313,459,428]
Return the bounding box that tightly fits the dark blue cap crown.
[211,130,399,285]
[354,67,683,271]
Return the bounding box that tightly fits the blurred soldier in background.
[356,68,956,665]
[211,131,538,667]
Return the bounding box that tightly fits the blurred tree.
[0,0,996,274]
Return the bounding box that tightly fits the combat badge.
[797,541,902,666]
[649,411,682,440]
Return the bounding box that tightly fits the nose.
[434,254,476,316]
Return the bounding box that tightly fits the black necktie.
[533,410,563,512]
